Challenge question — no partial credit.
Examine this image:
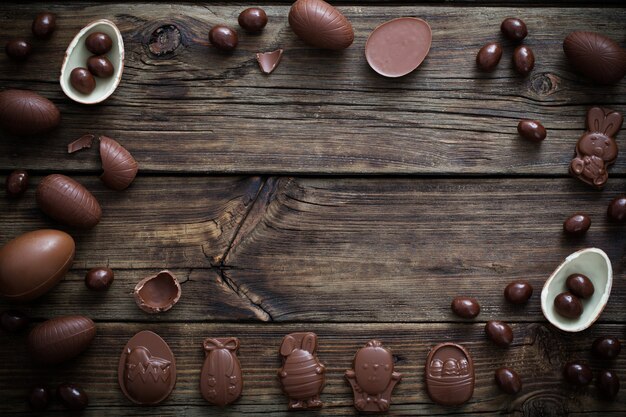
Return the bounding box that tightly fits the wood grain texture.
[1,322,626,416]
[0,4,625,174]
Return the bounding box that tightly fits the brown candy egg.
[238,8,268,32]
[32,13,56,39]
[476,42,502,72]
[85,32,112,55]
[513,45,534,75]
[554,292,583,319]
[5,39,32,61]
[209,26,238,51]
[87,55,114,78]
[70,68,96,95]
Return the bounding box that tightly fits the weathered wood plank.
[1,322,624,416]
[1,4,625,174]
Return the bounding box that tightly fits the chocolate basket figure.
[200,337,243,406]
[277,332,325,410]
[345,340,402,412]
[570,107,623,188]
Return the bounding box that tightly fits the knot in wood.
[529,73,558,97]
[521,392,569,417]
[148,24,181,57]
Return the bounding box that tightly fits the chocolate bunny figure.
[570,107,623,188]
[200,337,243,406]
[277,332,325,410]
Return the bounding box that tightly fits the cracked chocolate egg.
[133,271,181,314]
[99,136,138,190]
[288,0,354,50]
[541,248,612,332]
[0,89,60,136]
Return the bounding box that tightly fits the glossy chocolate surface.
[0,229,75,301]
[451,296,480,318]
[289,0,353,50]
[0,89,60,136]
[32,13,56,39]
[365,17,431,78]
[425,343,474,405]
[6,169,29,197]
[200,337,243,406]
[57,383,88,411]
[563,213,591,235]
[570,107,622,189]
[494,367,522,394]
[67,133,95,153]
[554,292,583,319]
[563,31,626,84]
[563,361,593,386]
[85,32,112,55]
[238,8,267,32]
[118,330,176,405]
[70,67,96,95]
[504,280,533,304]
[278,332,325,410]
[87,55,114,78]
[5,39,32,61]
[133,270,181,314]
[592,336,621,359]
[99,136,139,190]
[36,174,102,229]
[28,315,96,364]
[517,119,546,142]
[512,45,534,75]
[485,320,513,347]
[500,18,527,41]
[597,370,620,399]
[476,42,502,72]
[85,267,114,291]
[345,340,401,412]
[607,195,626,222]
[565,273,594,299]
[28,386,51,411]
[256,49,283,74]
[209,26,238,51]
[0,310,29,333]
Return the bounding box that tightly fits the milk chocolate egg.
[36,174,101,229]
[288,0,354,50]
[563,31,626,84]
[99,136,138,191]
[0,89,60,136]
[28,315,96,364]
[0,229,75,301]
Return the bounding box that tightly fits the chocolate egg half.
[99,136,138,191]
[28,315,96,364]
[563,31,626,84]
[288,0,354,50]
[0,229,75,301]
[0,89,60,136]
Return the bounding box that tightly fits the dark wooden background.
[1,2,625,416]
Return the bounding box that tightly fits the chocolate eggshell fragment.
[0,229,75,302]
[257,49,283,75]
[28,315,96,364]
[133,270,181,314]
[0,89,60,136]
[345,340,401,412]
[118,330,176,405]
[288,0,354,50]
[67,134,95,153]
[200,337,243,406]
[36,174,102,229]
[563,31,626,84]
[365,17,431,78]
[425,343,474,405]
[99,136,139,190]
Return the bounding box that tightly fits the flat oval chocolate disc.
[365,17,432,78]
[118,330,176,405]
[425,343,474,406]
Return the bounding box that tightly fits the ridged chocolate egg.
[288,0,354,50]
[563,31,626,84]
[28,315,96,364]
[0,229,75,301]
[99,136,138,191]
[36,174,102,229]
[0,90,60,136]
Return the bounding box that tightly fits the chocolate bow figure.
[200,337,243,406]
[570,107,623,188]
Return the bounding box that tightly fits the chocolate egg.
[36,174,102,229]
[289,0,354,50]
[28,315,96,364]
[99,136,138,190]
[563,31,626,84]
[0,229,75,301]
[0,89,60,136]
[133,271,181,314]
[5,39,32,61]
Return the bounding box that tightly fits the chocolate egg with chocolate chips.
[288,0,354,50]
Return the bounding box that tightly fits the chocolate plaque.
[425,343,474,406]
[200,337,243,406]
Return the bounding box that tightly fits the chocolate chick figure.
[570,107,623,188]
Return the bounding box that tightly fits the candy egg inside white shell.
[60,19,124,104]
[541,248,612,332]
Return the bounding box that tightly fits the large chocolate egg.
[563,31,626,84]
[0,89,60,135]
[0,229,75,301]
[36,174,102,229]
[28,315,96,364]
[288,0,354,50]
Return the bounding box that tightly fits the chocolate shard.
[133,271,181,314]
[67,134,95,153]
[256,49,283,74]
[28,316,96,364]
[425,343,474,405]
[200,337,243,406]
[288,0,354,50]
[99,136,138,191]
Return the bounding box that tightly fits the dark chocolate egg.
[0,229,75,301]
[28,315,96,364]
[0,89,60,136]
[563,31,626,84]
[288,0,354,50]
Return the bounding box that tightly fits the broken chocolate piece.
[425,343,474,405]
[256,49,283,74]
[67,134,95,153]
[99,136,139,191]
[200,337,243,406]
[133,270,181,314]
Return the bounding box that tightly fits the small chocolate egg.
[6,169,29,197]
[87,55,114,78]
[500,18,527,41]
[209,25,238,51]
[85,267,114,291]
[5,39,32,61]
[70,68,96,94]
[513,45,534,75]
[57,383,88,411]
[554,292,583,319]
[238,8,268,32]
[476,42,502,72]
[517,119,546,142]
[32,13,56,39]
[85,32,112,55]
